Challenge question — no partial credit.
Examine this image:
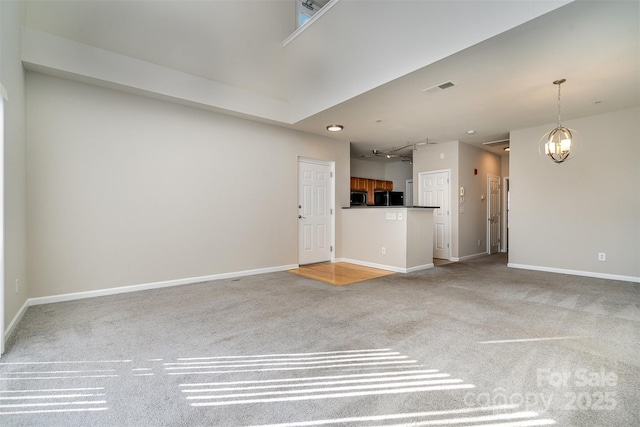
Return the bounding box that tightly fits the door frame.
[487,174,501,255]
[418,169,451,260]
[297,157,335,265]
[0,89,6,355]
[502,176,509,253]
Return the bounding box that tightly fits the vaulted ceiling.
[23,1,640,158]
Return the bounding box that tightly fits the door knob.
[298,215,305,219]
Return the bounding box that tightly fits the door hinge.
[330,245,334,252]
[447,243,450,248]
[330,208,333,215]
[330,171,334,178]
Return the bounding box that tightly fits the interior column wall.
[1,0,28,338]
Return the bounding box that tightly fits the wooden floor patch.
[288,262,394,286]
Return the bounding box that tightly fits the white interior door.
[298,159,333,265]
[419,170,450,260]
[488,174,501,254]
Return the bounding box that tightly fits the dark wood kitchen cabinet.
[350,177,393,205]
[350,177,368,192]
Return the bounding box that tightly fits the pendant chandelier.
[542,79,573,163]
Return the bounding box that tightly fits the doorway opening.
[502,176,509,254]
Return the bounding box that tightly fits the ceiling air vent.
[422,81,455,94]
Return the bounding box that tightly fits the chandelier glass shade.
[545,126,572,163]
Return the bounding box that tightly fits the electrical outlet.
[381,247,386,255]
[598,253,606,261]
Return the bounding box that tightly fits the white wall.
[501,154,510,178]
[1,0,28,335]
[509,107,640,281]
[350,158,385,181]
[384,161,413,194]
[26,73,350,298]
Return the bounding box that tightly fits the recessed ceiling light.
[326,124,344,132]
[504,147,510,152]
[466,130,476,134]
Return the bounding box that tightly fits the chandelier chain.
[557,82,562,128]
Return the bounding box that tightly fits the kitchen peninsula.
[341,206,438,273]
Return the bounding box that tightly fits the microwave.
[350,191,367,206]
[374,191,404,206]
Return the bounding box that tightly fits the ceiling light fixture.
[326,124,343,132]
[414,138,429,151]
[541,79,575,163]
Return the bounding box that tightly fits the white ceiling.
[23,1,639,160]
[291,0,640,159]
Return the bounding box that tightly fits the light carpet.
[1,254,638,426]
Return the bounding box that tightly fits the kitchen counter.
[343,206,439,209]
[341,207,436,273]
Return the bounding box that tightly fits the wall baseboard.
[341,258,433,274]
[507,263,640,283]
[4,264,298,342]
[406,263,435,273]
[450,252,488,262]
[29,264,298,307]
